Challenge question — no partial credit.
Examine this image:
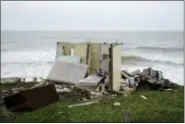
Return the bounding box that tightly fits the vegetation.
[0,83,184,123]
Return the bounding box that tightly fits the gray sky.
[1,1,184,31]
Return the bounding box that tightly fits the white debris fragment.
[140,95,148,100]
[114,102,120,106]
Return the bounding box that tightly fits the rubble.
[77,74,106,87]
[1,42,181,113]
[1,77,21,84]
[114,102,120,106]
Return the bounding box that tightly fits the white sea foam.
[1,31,184,86]
[1,50,56,64]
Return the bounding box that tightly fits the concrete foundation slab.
[47,61,88,84]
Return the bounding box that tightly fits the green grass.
[0,83,184,123]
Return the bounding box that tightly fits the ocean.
[1,31,184,85]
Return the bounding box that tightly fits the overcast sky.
[1,1,184,31]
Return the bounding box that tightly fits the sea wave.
[1,61,54,65]
[121,55,183,66]
[136,46,183,52]
[1,50,56,64]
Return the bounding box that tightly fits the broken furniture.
[54,42,122,92]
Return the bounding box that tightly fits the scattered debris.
[114,102,120,106]
[56,88,72,93]
[165,88,172,91]
[2,42,181,113]
[58,112,62,114]
[77,97,88,102]
[77,74,106,87]
[130,69,141,76]
[1,77,21,84]
[140,95,148,100]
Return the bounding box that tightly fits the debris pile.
[1,42,180,112]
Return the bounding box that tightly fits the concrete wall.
[73,44,88,64]
[89,43,101,74]
[56,42,102,75]
[109,44,121,91]
[56,42,122,90]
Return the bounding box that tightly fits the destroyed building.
[2,41,179,112]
